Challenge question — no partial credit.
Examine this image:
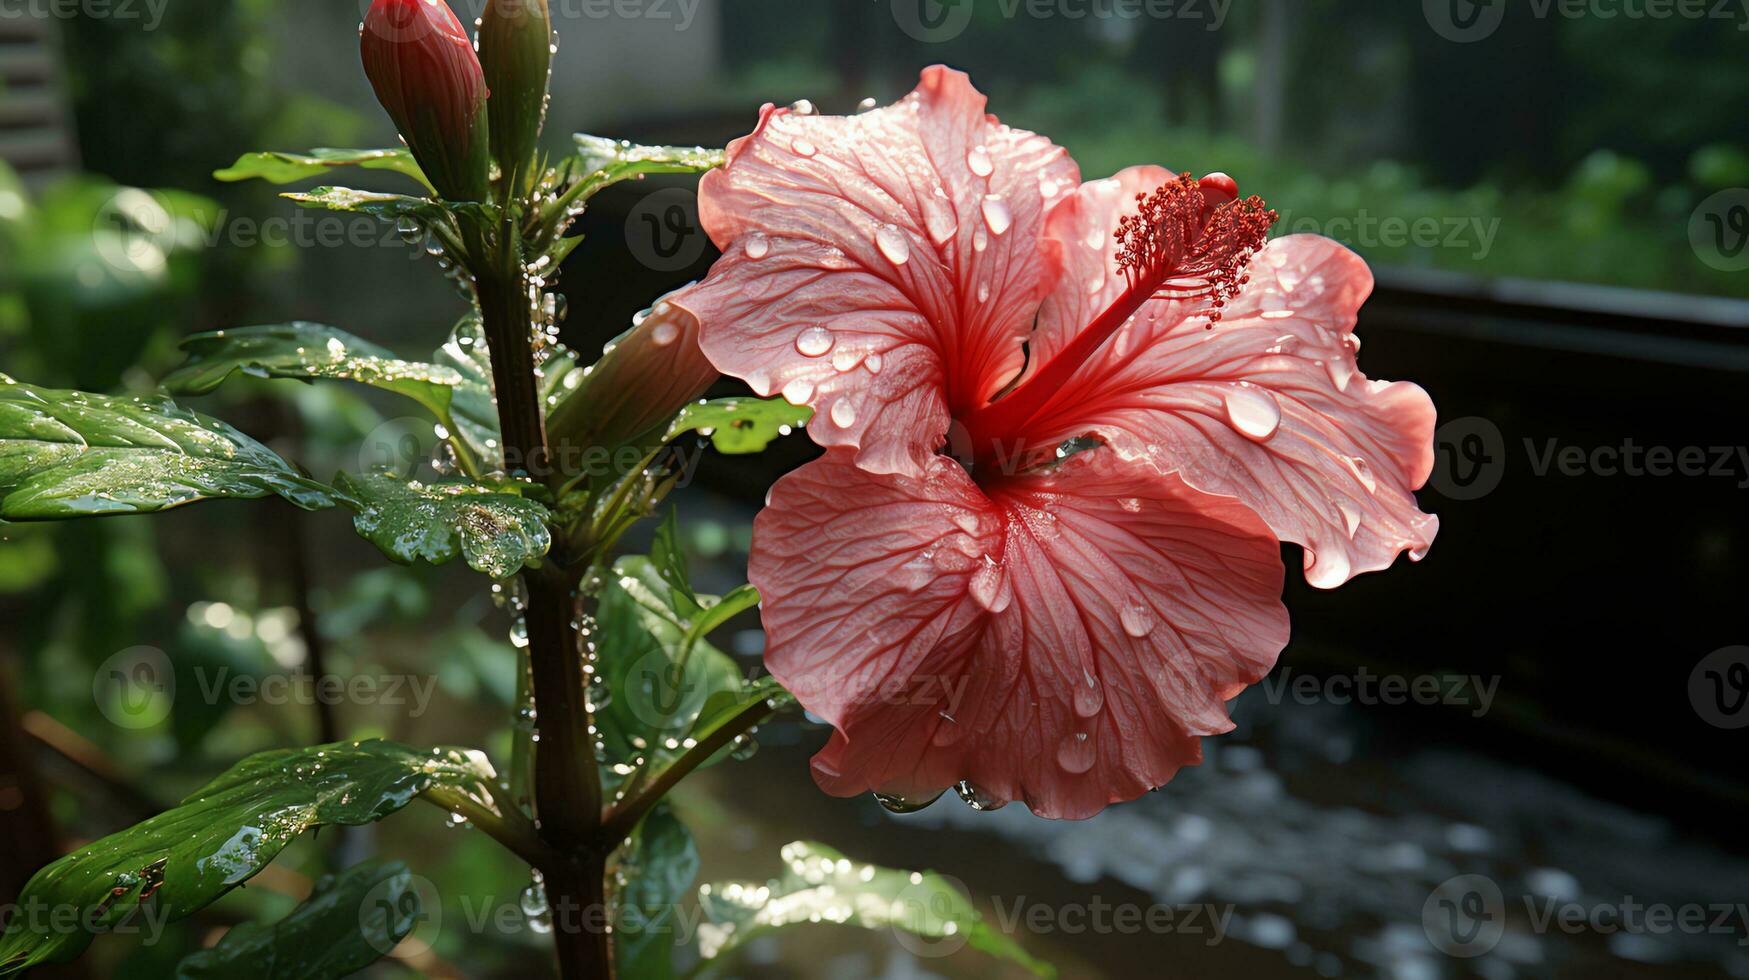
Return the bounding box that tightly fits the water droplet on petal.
[1119,600,1156,638]
[782,378,815,405]
[1057,732,1097,773]
[1339,502,1362,538]
[1304,547,1353,589]
[922,196,958,245]
[1260,309,1295,320]
[744,233,770,259]
[1326,358,1355,392]
[1341,455,1378,493]
[832,347,863,372]
[977,282,991,303]
[651,320,680,347]
[830,399,858,428]
[789,98,818,116]
[856,97,879,113]
[792,137,817,158]
[864,353,884,374]
[966,145,994,177]
[874,788,945,813]
[1223,385,1281,442]
[876,224,911,265]
[981,195,1012,236]
[1074,668,1105,717]
[954,780,1007,811]
[796,327,835,357]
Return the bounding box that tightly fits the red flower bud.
[360,0,492,202]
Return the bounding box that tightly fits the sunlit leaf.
[696,842,1054,979]
[0,379,333,519]
[0,741,498,975]
[613,806,698,980]
[281,187,478,227]
[333,470,552,579]
[172,860,420,980]
[162,323,466,420]
[571,135,724,200]
[664,398,811,455]
[213,148,432,193]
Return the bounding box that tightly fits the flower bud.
[478,0,554,189]
[360,0,492,202]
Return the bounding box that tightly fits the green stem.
[602,697,775,846]
[420,785,553,867]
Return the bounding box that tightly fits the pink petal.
[672,66,1080,478]
[752,448,1288,820]
[547,297,718,458]
[1024,168,1438,587]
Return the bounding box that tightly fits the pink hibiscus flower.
[671,67,1439,819]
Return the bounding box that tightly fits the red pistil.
[958,173,1274,464]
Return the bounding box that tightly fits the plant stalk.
[473,216,612,979]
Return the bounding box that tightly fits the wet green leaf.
[333,470,552,579]
[571,135,724,200]
[0,379,334,519]
[0,741,497,975]
[614,806,699,980]
[664,398,811,455]
[162,323,466,421]
[172,860,420,980]
[281,187,455,226]
[213,148,433,193]
[697,842,1054,979]
[595,557,750,775]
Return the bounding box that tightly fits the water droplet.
[796,327,835,357]
[875,224,911,265]
[832,347,863,372]
[830,400,858,428]
[792,137,817,158]
[981,195,1012,236]
[966,145,994,177]
[651,320,680,347]
[1119,601,1156,638]
[1341,455,1378,493]
[977,282,991,303]
[1339,502,1362,538]
[874,788,945,813]
[1074,668,1105,717]
[923,196,958,245]
[865,353,884,374]
[1223,385,1281,442]
[789,98,818,116]
[1326,357,1355,392]
[856,97,879,113]
[1260,309,1296,320]
[954,781,1007,811]
[1304,547,1353,589]
[744,233,770,259]
[781,378,816,405]
[1056,732,1097,773]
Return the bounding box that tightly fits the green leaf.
[594,557,750,774]
[333,470,552,579]
[161,323,467,420]
[213,149,433,193]
[697,842,1054,979]
[650,508,699,616]
[172,861,420,980]
[0,379,334,520]
[664,398,811,455]
[614,806,699,980]
[281,187,454,226]
[571,135,724,199]
[0,741,497,975]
